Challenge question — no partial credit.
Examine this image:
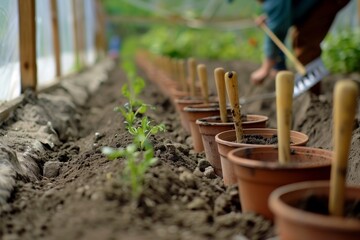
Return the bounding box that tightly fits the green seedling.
[115,102,166,149]
[131,116,166,150]
[120,74,145,108]
[102,57,165,200]
[102,144,158,199]
[115,102,148,132]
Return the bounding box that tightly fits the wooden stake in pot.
[188,58,197,97]
[214,68,227,123]
[225,71,243,143]
[178,59,188,93]
[171,58,178,82]
[276,71,294,164]
[197,64,209,104]
[330,80,358,216]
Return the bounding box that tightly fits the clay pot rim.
[184,103,225,112]
[215,128,309,147]
[174,96,218,103]
[227,146,332,170]
[195,114,269,126]
[269,180,360,230]
[174,96,204,104]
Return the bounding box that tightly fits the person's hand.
[255,15,267,26]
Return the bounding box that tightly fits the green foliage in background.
[103,0,260,19]
[103,0,150,16]
[139,26,263,62]
[322,29,360,73]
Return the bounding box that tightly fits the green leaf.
[121,84,130,99]
[137,104,147,114]
[134,76,145,95]
[101,147,125,160]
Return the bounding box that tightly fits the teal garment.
[263,0,321,69]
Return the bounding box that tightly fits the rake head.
[293,57,329,97]
[239,58,329,105]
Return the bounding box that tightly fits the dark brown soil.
[0,58,360,240]
[296,194,360,220]
[241,134,279,145]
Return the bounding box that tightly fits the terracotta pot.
[158,78,180,97]
[269,181,360,240]
[169,86,203,106]
[169,87,189,100]
[228,146,332,219]
[174,97,206,133]
[184,103,229,152]
[215,128,309,186]
[174,96,218,133]
[196,115,269,176]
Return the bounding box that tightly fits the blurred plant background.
[103,0,360,73]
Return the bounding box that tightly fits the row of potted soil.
[136,52,360,239]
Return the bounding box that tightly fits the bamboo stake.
[276,71,294,164]
[165,57,171,75]
[188,58,197,97]
[225,71,243,142]
[214,68,227,123]
[171,58,178,82]
[178,60,188,93]
[197,64,209,103]
[329,80,358,216]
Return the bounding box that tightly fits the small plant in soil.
[115,66,165,149]
[116,103,165,149]
[102,62,165,199]
[102,144,157,199]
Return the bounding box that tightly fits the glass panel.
[0,0,20,101]
[84,0,96,65]
[57,0,75,75]
[36,0,56,88]
[331,0,358,32]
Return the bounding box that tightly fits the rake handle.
[330,80,358,216]
[260,23,306,76]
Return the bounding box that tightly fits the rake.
[240,23,329,105]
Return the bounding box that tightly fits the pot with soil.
[217,71,310,186]
[227,146,332,219]
[174,96,218,133]
[269,80,360,239]
[215,128,309,185]
[184,102,230,152]
[173,61,215,133]
[269,181,360,240]
[196,114,268,176]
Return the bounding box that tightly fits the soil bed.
[0,58,360,240]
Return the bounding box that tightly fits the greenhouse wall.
[0,0,105,102]
[84,0,97,65]
[36,0,56,88]
[0,0,21,101]
[331,0,359,32]
[57,0,76,75]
